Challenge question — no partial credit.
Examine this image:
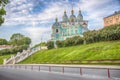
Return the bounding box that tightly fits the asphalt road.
[0,65,120,80]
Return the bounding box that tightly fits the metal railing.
[37,59,120,64]
[0,64,120,80]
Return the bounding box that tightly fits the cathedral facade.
[51,9,88,41]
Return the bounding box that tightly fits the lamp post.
[40,37,42,50]
[30,43,33,63]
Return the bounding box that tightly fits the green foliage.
[46,41,54,49]
[33,42,47,48]
[0,0,9,6]
[0,7,6,15]
[56,40,63,48]
[0,38,7,45]
[9,33,31,46]
[56,36,84,48]
[0,49,10,56]
[0,0,9,26]
[47,36,84,49]
[22,37,31,45]
[64,38,75,47]
[83,24,120,43]
[0,44,29,56]
[20,41,120,64]
[0,54,11,64]
[0,33,31,56]
[10,33,24,41]
[0,15,4,26]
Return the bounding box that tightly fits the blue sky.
[0,0,120,45]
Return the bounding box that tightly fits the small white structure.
[4,46,48,64]
[39,46,48,50]
[0,45,12,50]
[3,58,7,65]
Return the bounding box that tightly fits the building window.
[116,18,118,21]
[56,29,58,33]
[110,20,112,23]
[71,19,74,22]
[75,30,77,34]
[106,21,108,24]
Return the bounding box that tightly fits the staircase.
[4,46,47,64]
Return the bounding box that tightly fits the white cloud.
[23,26,51,45]
[1,0,120,45]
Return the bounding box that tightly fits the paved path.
[0,68,107,80]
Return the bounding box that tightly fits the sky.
[0,0,120,46]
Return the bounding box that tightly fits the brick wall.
[104,14,120,27]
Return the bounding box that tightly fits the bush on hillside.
[56,36,84,47]
[0,38,8,45]
[0,44,29,56]
[83,24,120,43]
[46,41,54,49]
[56,40,64,48]
[32,42,47,49]
[47,24,120,49]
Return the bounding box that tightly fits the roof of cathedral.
[62,10,69,22]
[77,9,83,21]
[69,9,76,21]
[53,9,85,26]
[53,17,61,27]
[53,22,61,27]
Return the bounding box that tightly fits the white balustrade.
[4,46,47,64]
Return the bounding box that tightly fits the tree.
[0,0,9,26]
[22,37,31,45]
[10,33,24,41]
[83,24,120,43]
[0,38,7,45]
[46,41,54,49]
[56,40,63,48]
[73,36,84,45]
[9,33,31,46]
[0,0,9,6]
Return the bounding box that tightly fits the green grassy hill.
[20,41,120,65]
[0,55,11,64]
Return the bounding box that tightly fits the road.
[0,65,120,80]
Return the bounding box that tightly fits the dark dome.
[62,10,69,22]
[69,9,76,22]
[77,10,83,21]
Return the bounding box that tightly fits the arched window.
[75,30,78,34]
[71,18,74,22]
[56,29,59,33]
[71,18,75,25]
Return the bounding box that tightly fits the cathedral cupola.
[55,16,58,22]
[52,16,61,28]
[71,9,74,15]
[77,9,83,22]
[62,10,68,22]
[69,9,76,22]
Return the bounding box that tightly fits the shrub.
[46,41,54,49]
[56,40,63,48]
[83,24,120,43]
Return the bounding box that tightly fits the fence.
[4,46,48,64]
[0,64,120,80]
[38,59,120,64]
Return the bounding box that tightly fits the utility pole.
[30,43,32,63]
[40,36,42,50]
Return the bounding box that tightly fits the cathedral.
[51,9,88,41]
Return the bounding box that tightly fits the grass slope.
[0,55,11,64]
[20,41,120,64]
